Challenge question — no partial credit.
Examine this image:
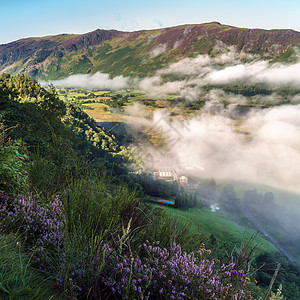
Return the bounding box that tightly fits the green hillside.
[1,73,300,298]
[1,22,300,80]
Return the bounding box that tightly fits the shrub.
[93,242,251,299]
[0,125,28,194]
[0,188,256,299]
[0,192,64,271]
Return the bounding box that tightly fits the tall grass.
[0,180,261,299]
[0,234,53,299]
[50,176,149,298]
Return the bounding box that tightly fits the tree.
[283,282,300,300]
[174,193,181,208]
[220,185,240,212]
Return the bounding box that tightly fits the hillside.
[1,22,300,80]
[0,73,268,299]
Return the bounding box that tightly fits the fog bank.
[43,72,130,91]
[145,105,300,194]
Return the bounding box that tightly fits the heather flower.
[0,192,65,271]
[0,192,252,299]
[99,242,248,299]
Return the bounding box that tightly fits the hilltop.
[1,22,300,80]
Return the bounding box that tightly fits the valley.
[1,19,300,299]
[55,85,300,264]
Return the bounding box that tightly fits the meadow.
[149,204,277,255]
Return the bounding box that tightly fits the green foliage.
[220,185,241,213]
[268,284,284,300]
[0,125,28,194]
[0,73,127,196]
[51,177,148,297]
[137,173,179,199]
[255,252,300,298]
[282,282,300,299]
[0,234,54,299]
[140,206,197,251]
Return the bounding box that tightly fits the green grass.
[0,234,56,300]
[152,205,277,255]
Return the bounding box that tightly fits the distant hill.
[1,22,300,80]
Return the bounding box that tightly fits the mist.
[44,50,300,100]
[149,44,167,58]
[43,50,300,196]
[206,60,300,86]
[137,53,300,100]
[43,72,130,91]
[142,104,300,195]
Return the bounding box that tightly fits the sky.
[1,0,300,44]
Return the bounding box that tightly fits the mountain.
[1,22,300,80]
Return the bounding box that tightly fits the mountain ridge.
[1,22,300,80]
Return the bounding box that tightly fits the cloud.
[149,44,167,58]
[138,75,186,96]
[138,49,300,100]
[43,72,130,90]
[145,104,300,194]
[42,49,300,101]
[206,61,300,86]
[160,55,212,75]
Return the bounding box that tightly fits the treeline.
[202,83,300,99]
[203,83,273,97]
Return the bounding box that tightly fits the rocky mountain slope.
[1,22,300,80]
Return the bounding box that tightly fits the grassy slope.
[152,204,277,255]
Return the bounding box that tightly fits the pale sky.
[1,0,300,44]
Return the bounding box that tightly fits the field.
[152,205,277,254]
[83,103,120,122]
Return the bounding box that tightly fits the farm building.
[179,176,188,185]
[153,170,188,185]
[153,170,177,182]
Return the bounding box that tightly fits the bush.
[93,242,251,299]
[0,125,28,194]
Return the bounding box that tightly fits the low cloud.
[139,50,300,100]
[159,51,240,76]
[206,61,300,86]
[43,49,300,100]
[138,75,187,96]
[145,105,300,194]
[43,72,130,90]
[149,44,167,58]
